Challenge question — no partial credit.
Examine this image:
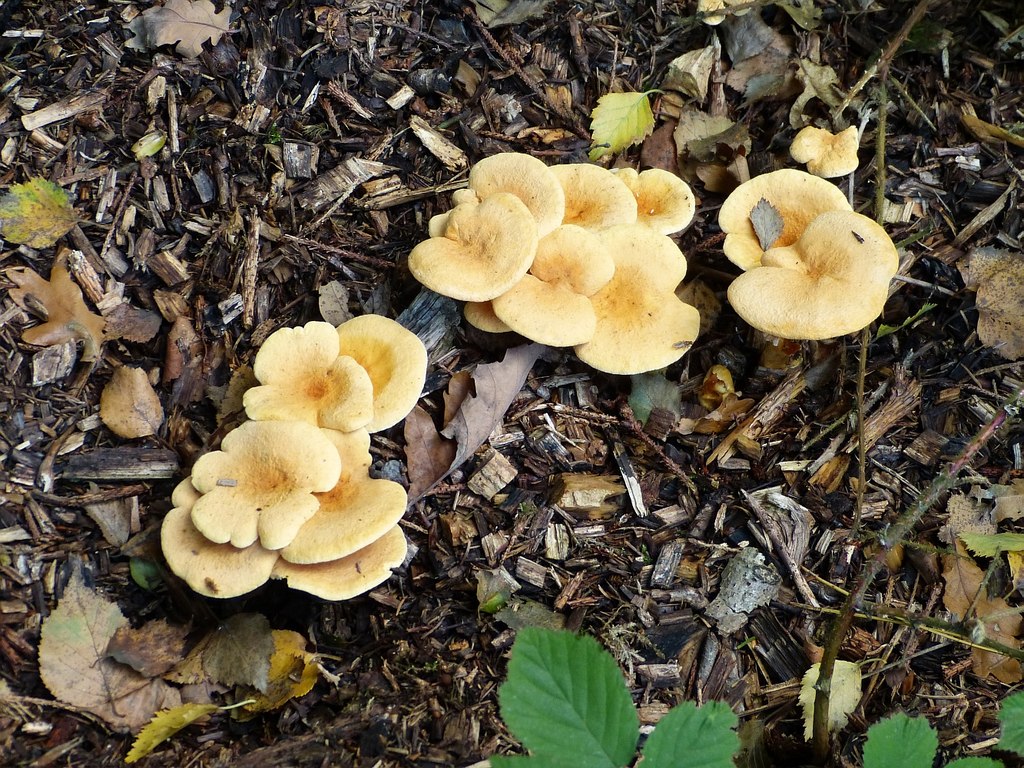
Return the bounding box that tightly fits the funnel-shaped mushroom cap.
[271,525,408,600]
[427,190,480,238]
[336,315,427,432]
[189,420,342,550]
[408,193,539,302]
[790,125,860,178]
[244,321,374,433]
[718,169,852,271]
[170,477,201,510]
[491,225,615,346]
[613,168,696,235]
[468,153,564,237]
[161,505,279,598]
[727,211,899,339]
[279,429,409,564]
[464,301,513,333]
[550,164,638,229]
[574,224,700,374]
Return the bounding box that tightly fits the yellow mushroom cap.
[279,429,409,564]
[189,420,342,550]
[467,153,564,237]
[718,168,852,271]
[464,301,513,333]
[243,321,374,432]
[574,224,701,374]
[549,163,639,229]
[790,125,860,178]
[727,210,899,339]
[336,315,427,433]
[491,225,615,347]
[408,192,539,302]
[161,505,279,599]
[612,168,696,235]
[271,525,408,600]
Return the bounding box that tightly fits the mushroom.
[427,189,480,238]
[243,321,374,433]
[718,168,852,271]
[697,0,750,24]
[790,125,860,178]
[611,168,696,235]
[467,153,564,237]
[726,210,899,339]
[271,525,408,601]
[464,301,513,334]
[408,192,539,302]
[336,315,427,432]
[491,224,615,347]
[574,224,701,374]
[279,428,408,564]
[188,420,342,550]
[161,504,279,599]
[549,163,638,229]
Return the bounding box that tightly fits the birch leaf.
[589,91,656,161]
[0,178,77,248]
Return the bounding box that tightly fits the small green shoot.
[875,302,937,340]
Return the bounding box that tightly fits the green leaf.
[875,303,937,340]
[862,713,937,768]
[640,700,738,768]
[946,759,1004,767]
[491,755,575,768]
[0,178,78,248]
[960,532,1024,557]
[498,628,639,768]
[999,691,1024,757]
[629,372,681,425]
[588,91,655,161]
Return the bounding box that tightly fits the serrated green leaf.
[589,91,655,161]
[960,532,1024,557]
[491,755,574,768]
[862,713,937,768]
[126,703,219,763]
[946,758,1004,767]
[999,691,1024,757]
[640,700,738,768]
[499,628,638,768]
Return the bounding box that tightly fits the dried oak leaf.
[100,366,165,439]
[962,246,1024,360]
[0,179,78,248]
[38,564,182,732]
[6,264,106,361]
[125,0,232,59]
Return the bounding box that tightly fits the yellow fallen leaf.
[589,91,655,161]
[0,178,78,248]
[237,629,319,718]
[125,703,219,763]
[798,660,862,740]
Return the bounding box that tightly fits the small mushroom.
[612,168,696,235]
[189,420,342,550]
[467,153,564,237]
[464,301,513,334]
[549,163,638,229]
[790,125,860,178]
[408,192,539,302]
[336,315,427,432]
[574,224,701,374]
[727,210,899,339]
[271,525,408,601]
[279,428,409,564]
[243,321,374,432]
[491,225,615,347]
[718,168,852,271]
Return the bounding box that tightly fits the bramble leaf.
[959,532,1024,557]
[862,713,937,768]
[589,91,655,161]
[1000,691,1024,757]
[640,700,738,768]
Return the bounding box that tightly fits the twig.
[811,381,1024,761]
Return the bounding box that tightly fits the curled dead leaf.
[100,367,165,439]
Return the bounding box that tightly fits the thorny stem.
[811,382,1024,761]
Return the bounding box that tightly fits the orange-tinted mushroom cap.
[189,420,342,550]
[468,153,565,237]
[790,125,860,178]
[549,163,638,229]
[727,211,899,339]
[612,168,696,235]
[718,168,852,271]
[464,301,513,333]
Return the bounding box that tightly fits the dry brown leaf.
[100,367,165,439]
[942,546,1022,683]
[200,613,275,693]
[107,619,190,678]
[405,405,457,501]
[125,0,232,59]
[442,370,474,428]
[939,492,996,545]
[994,480,1024,522]
[6,264,106,361]
[962,246,1024,360]
[237,630,318,718]
[38,564,182,732]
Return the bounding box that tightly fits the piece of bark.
[549,473,623,517]
[59,448,179,481]
[467,449,517,500]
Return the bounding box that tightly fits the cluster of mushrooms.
[408,153,702,375]
[161,316,427,600]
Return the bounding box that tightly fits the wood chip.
[408,115,468,171]
[467,449,517,500]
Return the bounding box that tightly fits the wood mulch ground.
[1,0,1023,765]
